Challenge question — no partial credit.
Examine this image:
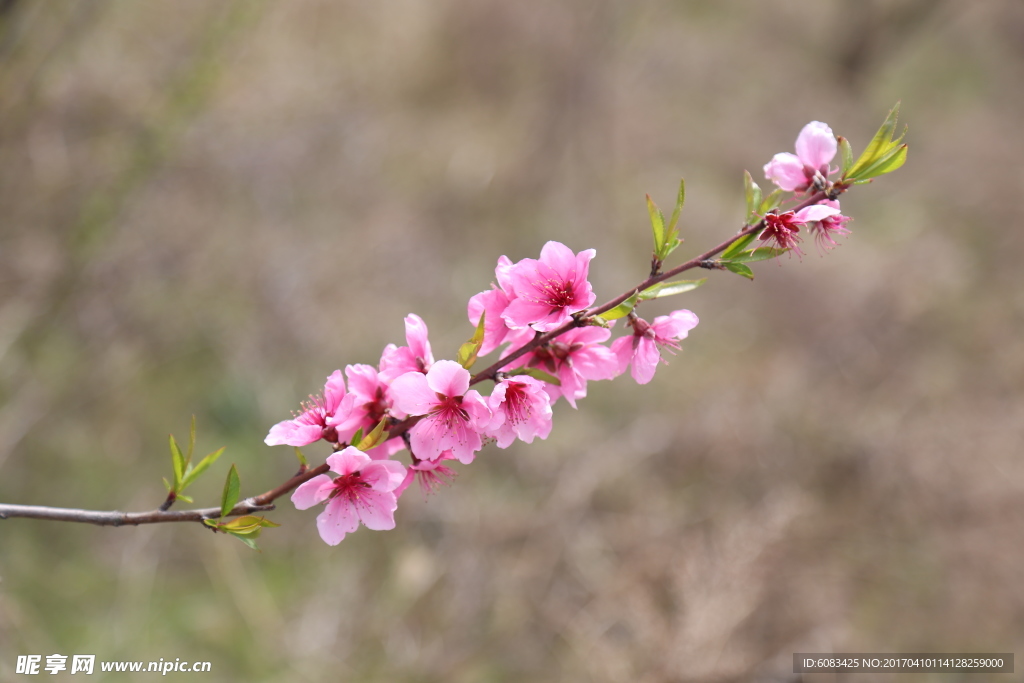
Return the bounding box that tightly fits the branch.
[0,189,833,527]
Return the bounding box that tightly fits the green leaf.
[725,247,786,263]
[721,231,757,259]
[758,188,784,215]
[507,367,561,386]
[666,178,685,235]
[186,415,196,465]
[180,446,225,490]
[294,447,308,467]
[602,291,639,321]
[228,533,261,551]
[838,136,854,176]
[638,278,706,300]
[356,417,389,452]
[744,171,762,224]
[851,143,907,180]
[220,464,240,519]
[349,427,364,448]
[221,515,278,534]
[169,435,185,489]
[724,262,755,280]
[176,494,193,504]
[647,194,665,257]
[457,310,487,369]
[848,102,905,179]
[203,518,219,528]
[162,476,172,492]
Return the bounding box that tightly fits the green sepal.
[838,136,854,177]
[220,464,240,519]
[356,417,389,452]
[638,278,706,300]
[602,291,639,321]
[721,231,758,259]
[507,367,561,386]
[758,188,784,215]
[744,171,762,224]
[847,102,906,180]
[724,262,755,280]
[293,447,308,467]
[180,446,225,491]
[457,311,487,369]
[724,247,786,263]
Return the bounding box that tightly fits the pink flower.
[485,376,553,448]
[799,199,851,252]
[505,326,620,408]
[763,121,837,192]
[328,364,404,459]
[265,370,350,446]
[758,211,804,257]
[379,313,434,383]
[611,310,699,385]
[467,255,534,357]
[291,446,407,546]
[394,452,458,498]
[502,241,597,332]
[389,359,491,464]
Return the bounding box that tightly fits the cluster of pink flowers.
[266,241,698,545]
[266,117,869,546]
[761,121,853,255]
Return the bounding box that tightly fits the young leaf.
[228,533,261,551]
[850,143,907,181]
[349,427,364,447]
[180,446,225,490]
[602,291,639,321]
[724,262,755,280]
[666,178,685,235]
[725,247,787,263]
[176,494,193,504]
[162,476,172,492]
[220,464,240,519]
[744,171,762,223]
[838,136,854,177]
[507,367,561,386]
[457,311,487,369]
[638,278,706,300]
[186,415,197,465]
[169,435,185,489]
[758,188,784,215]
[356,417,389,452]
[294,447,308,467]
[647,194,665,256]
[848,102,904,180]
[721,231,758,260]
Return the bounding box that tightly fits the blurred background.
[1,1,1022,681]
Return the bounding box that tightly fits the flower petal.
[291,474,334,510]
[389,371,437,416]
[795,121,837,169]
[316,497,360,545]
[425,359,470,397]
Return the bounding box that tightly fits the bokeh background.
[1,1,1022,681]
